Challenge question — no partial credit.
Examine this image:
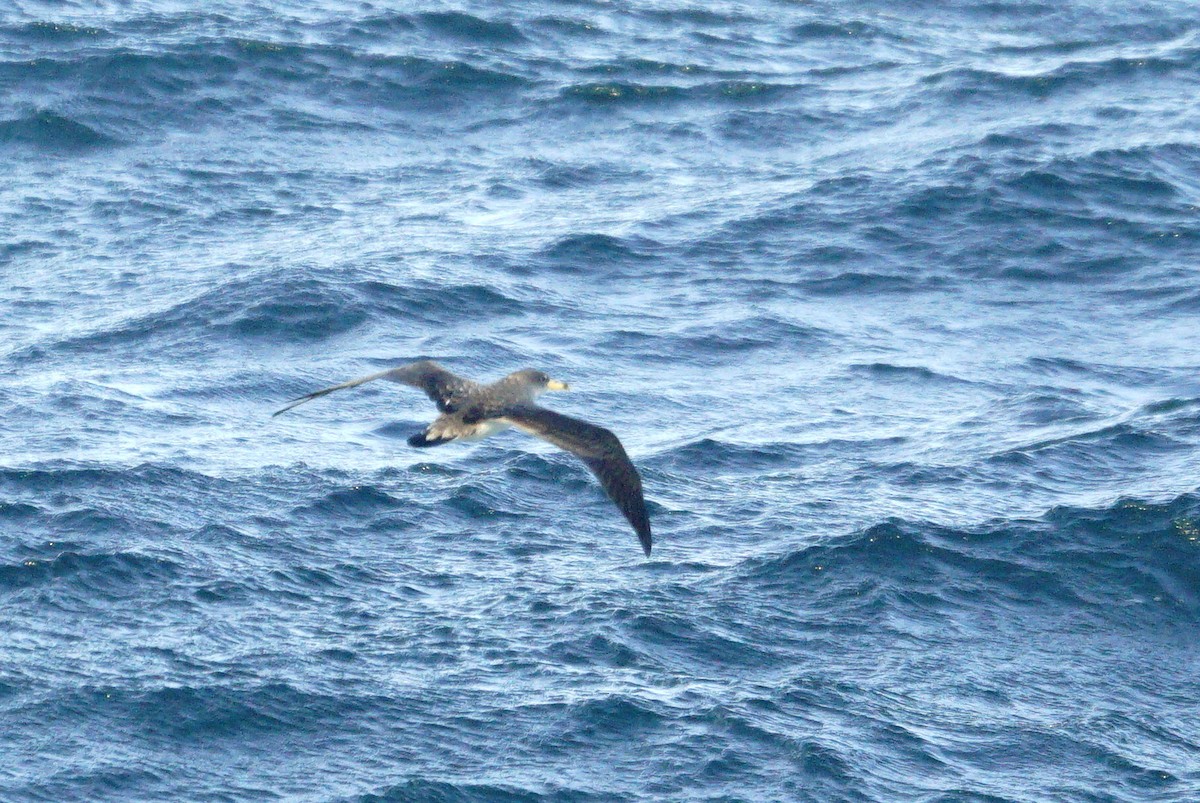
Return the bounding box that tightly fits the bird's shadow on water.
[370,420,424,440]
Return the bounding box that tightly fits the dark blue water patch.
[544,630,641,669]
[193,577,258,605]
[0,109,118,152]
[848,362,979,387]
[1,36,532,142]
[1023,356,1172,387]
[525,157,649,190]
[1160,289,1200,313]
[415,11,527,44]
[620,610,786,669]
[0,500,43,522]
[15,272,371,363]
[2,501,174,556]
[352,779,614,803]
[331,53,532,111]
[0,47,240,133]
[336,12,418,40]
[525,14,613,40]
[936,723,1179,799]
[715,107,827,147]
[0,464,251,537]
[47,506,174,540]
[87,681,386,742]
[790,19,902,42]
[861,461,974,490]
[921,33,1196,100]
[567,694,666,740]
[557,78,801,109]
[864,138,1200,280]
[591,315,825,366]
[997,146,1189,223]
[501,450,600,488]
[0,20,112,43]
[289,484,407,520]
[745,492,1200,622]
[637,6,761,27]
[1137,396,1200,418]
[662,439,813,472]
[798,270,925,295]
[372,421,424,441]
[574,57,728,80]
[920,66,1071,102]
[0,464,129,498]
[0,549,180,595]
[268,564,346,593]
[443,483,530,523]
[9,767,174,803]
[356,280,531,325]
[985,420,1193,494]
[664,701,862,797]
[1005,421,1185,457]
[537,233,664,272]
[983,390,1101,427]
[0,239,56,266]
[995,170,1184,274]
[557,81,687,106]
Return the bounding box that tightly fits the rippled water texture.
[2,1,1200,800]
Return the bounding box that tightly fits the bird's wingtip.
[271,400,301,418]
[639,528,652,557]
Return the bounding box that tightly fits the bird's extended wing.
[499,404,652,556]
[272,360,477,417]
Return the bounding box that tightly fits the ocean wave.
[357,280,530,323]
[414,11,526,44]
[12,272,536,363]
[0,549,180,595]
[623,611,782,667]
[526,157,648,190]
[0,109,117,152]
[662,439,811,471]
[742,493,1200,616]
[290,485,406,518]
[847,362,980,386]
[0,463,168,494]
[112,681,386,739]
[0,20,112,42]
[351,779,587,803]
[46,276,362,356]
[592,316,825,365]
[798,270,926,295]
[326,11,531,46]
[538,233,664,269]
[557,79,801,108]
[10,767,170,803]
[1,35,533,142]
[790,20,894,42]
[923,46,1200,102]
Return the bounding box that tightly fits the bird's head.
[508,368,570,394]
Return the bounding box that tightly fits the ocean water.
[3,0,1200,800]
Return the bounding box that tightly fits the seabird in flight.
[273,361,652,555]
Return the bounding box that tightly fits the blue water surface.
[2,1,1200,800]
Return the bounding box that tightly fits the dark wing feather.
[500,405,652,556]
[396,360,478,412]
[273,360,477,417]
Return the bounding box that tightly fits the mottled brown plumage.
[274,361,652,555]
